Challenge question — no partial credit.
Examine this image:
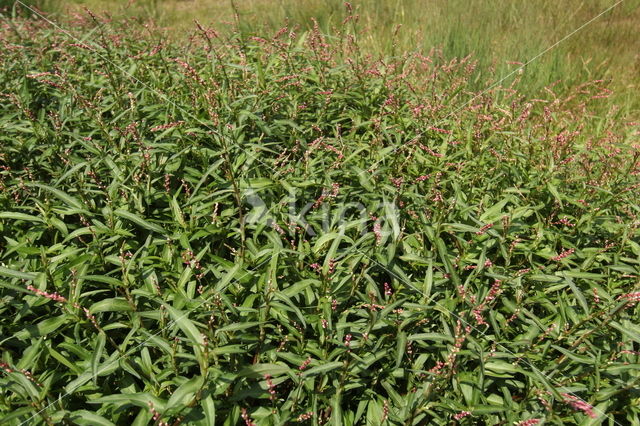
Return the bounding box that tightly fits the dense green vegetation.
[0,4,639,426]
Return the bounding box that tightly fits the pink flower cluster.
[430,126,452,135]
[441,321,470,369]
[384,282,393,296]
[344,334,352,348]
[147,402,167,426]
[485,280,502,303]
[453,411,471,420]
[464,259,493,271]
[390,177,404,188]
[150,120,184,132]
[416,142,444,158]
[296,412,313,422]
[241,408,256,426]
[373,221,383,245]
[515,420,540,426]
[562,393,597,418]
[382,400,390,422]
[361,303,386,311]
[471,280,502,326]
[264,374,276,401]
[618,292,640,304]
[26,285,66,303]
[27,285,100,330]
[475,223,493,235]
[182,250,205,280]
[536,324,556,343]
[298,357,312,372]
[552,217,575,227]
[313,183,340,208]
[369,214,383,245]
[551,248,575,261]
[172,58,205,84]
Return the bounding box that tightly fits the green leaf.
[163,304,205,347]
[213,263,243,293]
[166,375,204,410]
[301,361,343,377]
[551,345,592,364]
[484,361,520,374]
[15,315,68,340]
[0,211,43,222]
[0,266,37,281]
[170,196,187,228]
[92,333,106,385]
[435,236,460,286]
[202,395,216,425]
[238,363,291,378]
[114,209,166,234]
[90,298,134,313]
[69,410,116,426]
[91,393,167,411]
[216,321,261,334]
[29,183,86,210]
[408,333,454,343]
[479,196,512,222]
[547,181,563,207]
[395,331,407,368]
[563,275,589,314]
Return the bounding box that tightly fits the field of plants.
[0,2,639,425]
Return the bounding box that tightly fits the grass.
[42,0,640,113]
[0,4,639,426]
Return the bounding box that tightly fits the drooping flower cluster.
[384,282,393,296]
[471,279,502,326]
[147,402,168,426]
[241,407,256,426]
[562,393,597,418]
[344,333,352,348]
[264,374,277,401]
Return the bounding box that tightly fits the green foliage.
[0,13,639,425]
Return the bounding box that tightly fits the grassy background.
[30,0,640,112]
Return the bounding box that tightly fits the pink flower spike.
[618,292,640,304]
[515,420,541,426]
[27,285,67,303]
[551,248,575,261]
[384,282,393,296]
[453,411,471,420]
[344,333,352,347]
[562,393,597,418]
[298,357,312,371]
[264,374,276,401]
